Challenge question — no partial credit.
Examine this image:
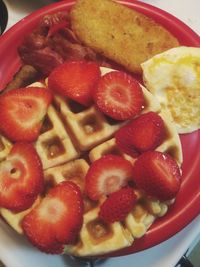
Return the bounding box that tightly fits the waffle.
[0,67,183,257]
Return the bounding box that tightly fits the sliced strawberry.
[115,112,165,154]
[0,87,52,142]
[115,123,139,158]
[132,151,182,201]
[94,71,144,120]
[22,181,83,254]
[85,155,133,201]
[99,187,137,223]
[48,60,101,106]
[0,143,44,212]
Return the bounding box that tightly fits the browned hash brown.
[70,0,179,74]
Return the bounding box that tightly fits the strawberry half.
[0,143,44,212]
[22,181,83,254]
[48,60,101,106]
[99,187,137,223]
[115,112,165,154]
[0,87,52,142]
[132,151,182,201]
[85,154,133,201]
[94,71,144,120]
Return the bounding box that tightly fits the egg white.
[141,46,200,134]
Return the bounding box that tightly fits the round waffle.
[0,67,183,257]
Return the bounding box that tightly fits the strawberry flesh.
[94,71,144,120]
[85,154,133,200]
[0,143,44,212]
[115,111,165,154]
[99,187,137,223]
[48,60,101,106]
[0,87,52,142]
[133,151,182,201]
[22,181,83,254]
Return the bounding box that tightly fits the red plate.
[0,0,199,257]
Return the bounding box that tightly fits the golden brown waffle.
[64,188,169,256]
[0,67,183,257]
[0,158,168,256]
[26,82,80,170]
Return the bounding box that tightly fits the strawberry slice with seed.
[115,111,165,154]
[48,60,101,106]
[0,87,52,142]
[85,154,133,201]
[0,143,44,212]
[22,181,83,254]
[94,71,144,120]
[133,151,182,201]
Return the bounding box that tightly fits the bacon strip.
[18,12,111,76]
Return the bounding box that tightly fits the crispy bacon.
[19,46,64,76]
[18,12,112,76]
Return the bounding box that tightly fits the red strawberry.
[85,155,133,201]
[133,151,182,201]
[99,187,137,223]
[94,71,144,120]
[22,181,83,254]
[115,123,139,158]
[0,87,52,142]
[0,143,44,212]
[115,112,165,154]
[48,60,101,106]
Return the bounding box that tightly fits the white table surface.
[1,0,200,266]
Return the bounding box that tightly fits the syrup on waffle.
[0,67,183,257]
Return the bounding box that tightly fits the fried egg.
[141,46,200,134]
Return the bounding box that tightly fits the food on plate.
[3,65,39,92]
[94,71,144,120]
[48,60,101,106]
[0,142,44,212]
[141,46,200,133]
[70,0,179,74]
[133,151,182,201]
[115,111,166,154]
[18,11,108,76]
[0,87,52,142]
[17,0,179,77]
[1,0,193,258]
[22,181,83,254]
[85,154,133,200]
[99,187,137,223]
[0,62,183,256]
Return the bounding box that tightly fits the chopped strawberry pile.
[132,151,182,201]
[94,71,144,120]
[22,181,83,254]
[0,143,44,212]
[0,87,52,142]
[99,187,137,223]
[85,154,133,200]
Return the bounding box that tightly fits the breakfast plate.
[0,0,199,258]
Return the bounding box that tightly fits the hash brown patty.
[70,0,179,74]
